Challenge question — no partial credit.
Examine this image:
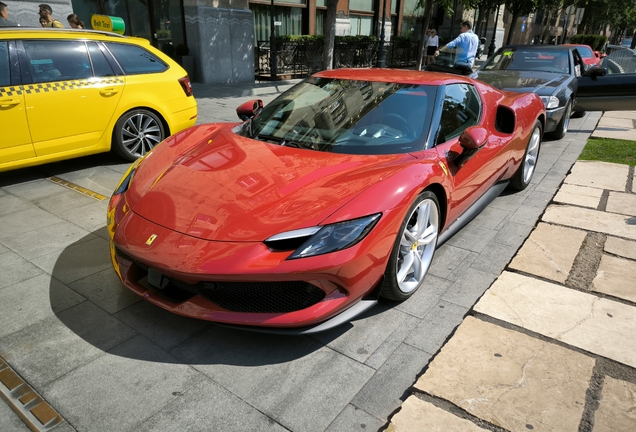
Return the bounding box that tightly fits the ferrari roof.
[313,68,475,86]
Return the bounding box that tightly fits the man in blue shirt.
[438,21,480,67]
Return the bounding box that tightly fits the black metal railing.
[256,40,421,79]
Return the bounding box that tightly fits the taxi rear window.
[105,43,167,75]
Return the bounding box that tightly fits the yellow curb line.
[0,356,65,431]
[47,176,108,201]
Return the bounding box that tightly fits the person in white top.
[426,29,439,65]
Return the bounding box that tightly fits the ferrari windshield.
[242,77,436,155]
[482,48,570,74]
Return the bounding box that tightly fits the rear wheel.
[380,192,439,301]
[509,120,542,191]
[548,99,571,140]
[113,109,165,161]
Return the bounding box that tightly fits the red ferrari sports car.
[107,69,545,334]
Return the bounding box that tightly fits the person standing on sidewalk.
[0,2,19,27]
[425,29,439,65]
[38,4,64,28]
[437,21,479,67]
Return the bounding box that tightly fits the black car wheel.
[509,120,542,191]
[113,109,166,161]
[380,191,439,301]
[549,99,572,140]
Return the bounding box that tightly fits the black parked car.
[471,45,636,139]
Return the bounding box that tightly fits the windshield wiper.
[280,139,314,150]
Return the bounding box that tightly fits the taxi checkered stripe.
[0,77,124,97]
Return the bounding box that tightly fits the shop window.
[251,4,304,42]
[350,15,373,36]
[350,0,374,12]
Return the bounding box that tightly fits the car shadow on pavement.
[48,231,389,366]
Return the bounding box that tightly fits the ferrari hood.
[472,70,570,96]
[129,126,410,241]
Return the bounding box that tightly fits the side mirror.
[594,51,601,58]
[453,61,473,75]
[236,99,264,121]
[583,66,606,78]
[454,126,488,168]
[459,126,488,150]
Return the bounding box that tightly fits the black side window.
[436,84,481,144]
[23,40,92,84]
[0,42,9,87]
[105,43,167,75]
[88,43,115,77]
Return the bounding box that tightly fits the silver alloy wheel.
[121,113,162,157]
[396,199,439,293]
[523,125,542,184]
[562,101,572,135]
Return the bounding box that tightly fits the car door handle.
[100,88,119,96]
[0,98,21,108]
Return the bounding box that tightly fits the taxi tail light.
[179,76,193,97]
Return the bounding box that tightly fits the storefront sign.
[91,15,125,35]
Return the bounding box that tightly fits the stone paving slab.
[593,376,636,432]
[602,111,636,120]
[543,204,636,240]
[474,271,636,368]
[42,335,204,432]
[553,183,603,208]
[388,396,487,432]
[415,316,594,432]
[607,191,636,217]
[592,254,636,303]
[509,222,586,283]
[605,236,636,260]
[564,161,629,191]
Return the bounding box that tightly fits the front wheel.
[113,109,166,161]
[509,120,542,191]
[380,191,440,301]
[548,99,571,140]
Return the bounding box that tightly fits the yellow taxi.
[0,28,197,172]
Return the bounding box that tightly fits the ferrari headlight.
[540,96,560,109]
[113,158,142,196]
[288,214,381,259]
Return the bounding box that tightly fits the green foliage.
[280,35,324,42]
[579,138,636,166]
[569,34,608,51]
[156,29,171,40]
[336,35,378,42]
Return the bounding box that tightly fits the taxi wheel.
[113,109,166,161]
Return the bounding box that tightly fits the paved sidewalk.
[388,115,636,431]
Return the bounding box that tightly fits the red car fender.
[320,155,450,230]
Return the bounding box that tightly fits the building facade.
[4,0,538,84]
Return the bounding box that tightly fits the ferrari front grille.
[115,248,326,313]
[172,280,326,313]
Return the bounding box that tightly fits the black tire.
[571,109,586,118]
[548,99,572,140]
[113,109,166,161]
[509,120,543,191]
[380,191,440,301]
